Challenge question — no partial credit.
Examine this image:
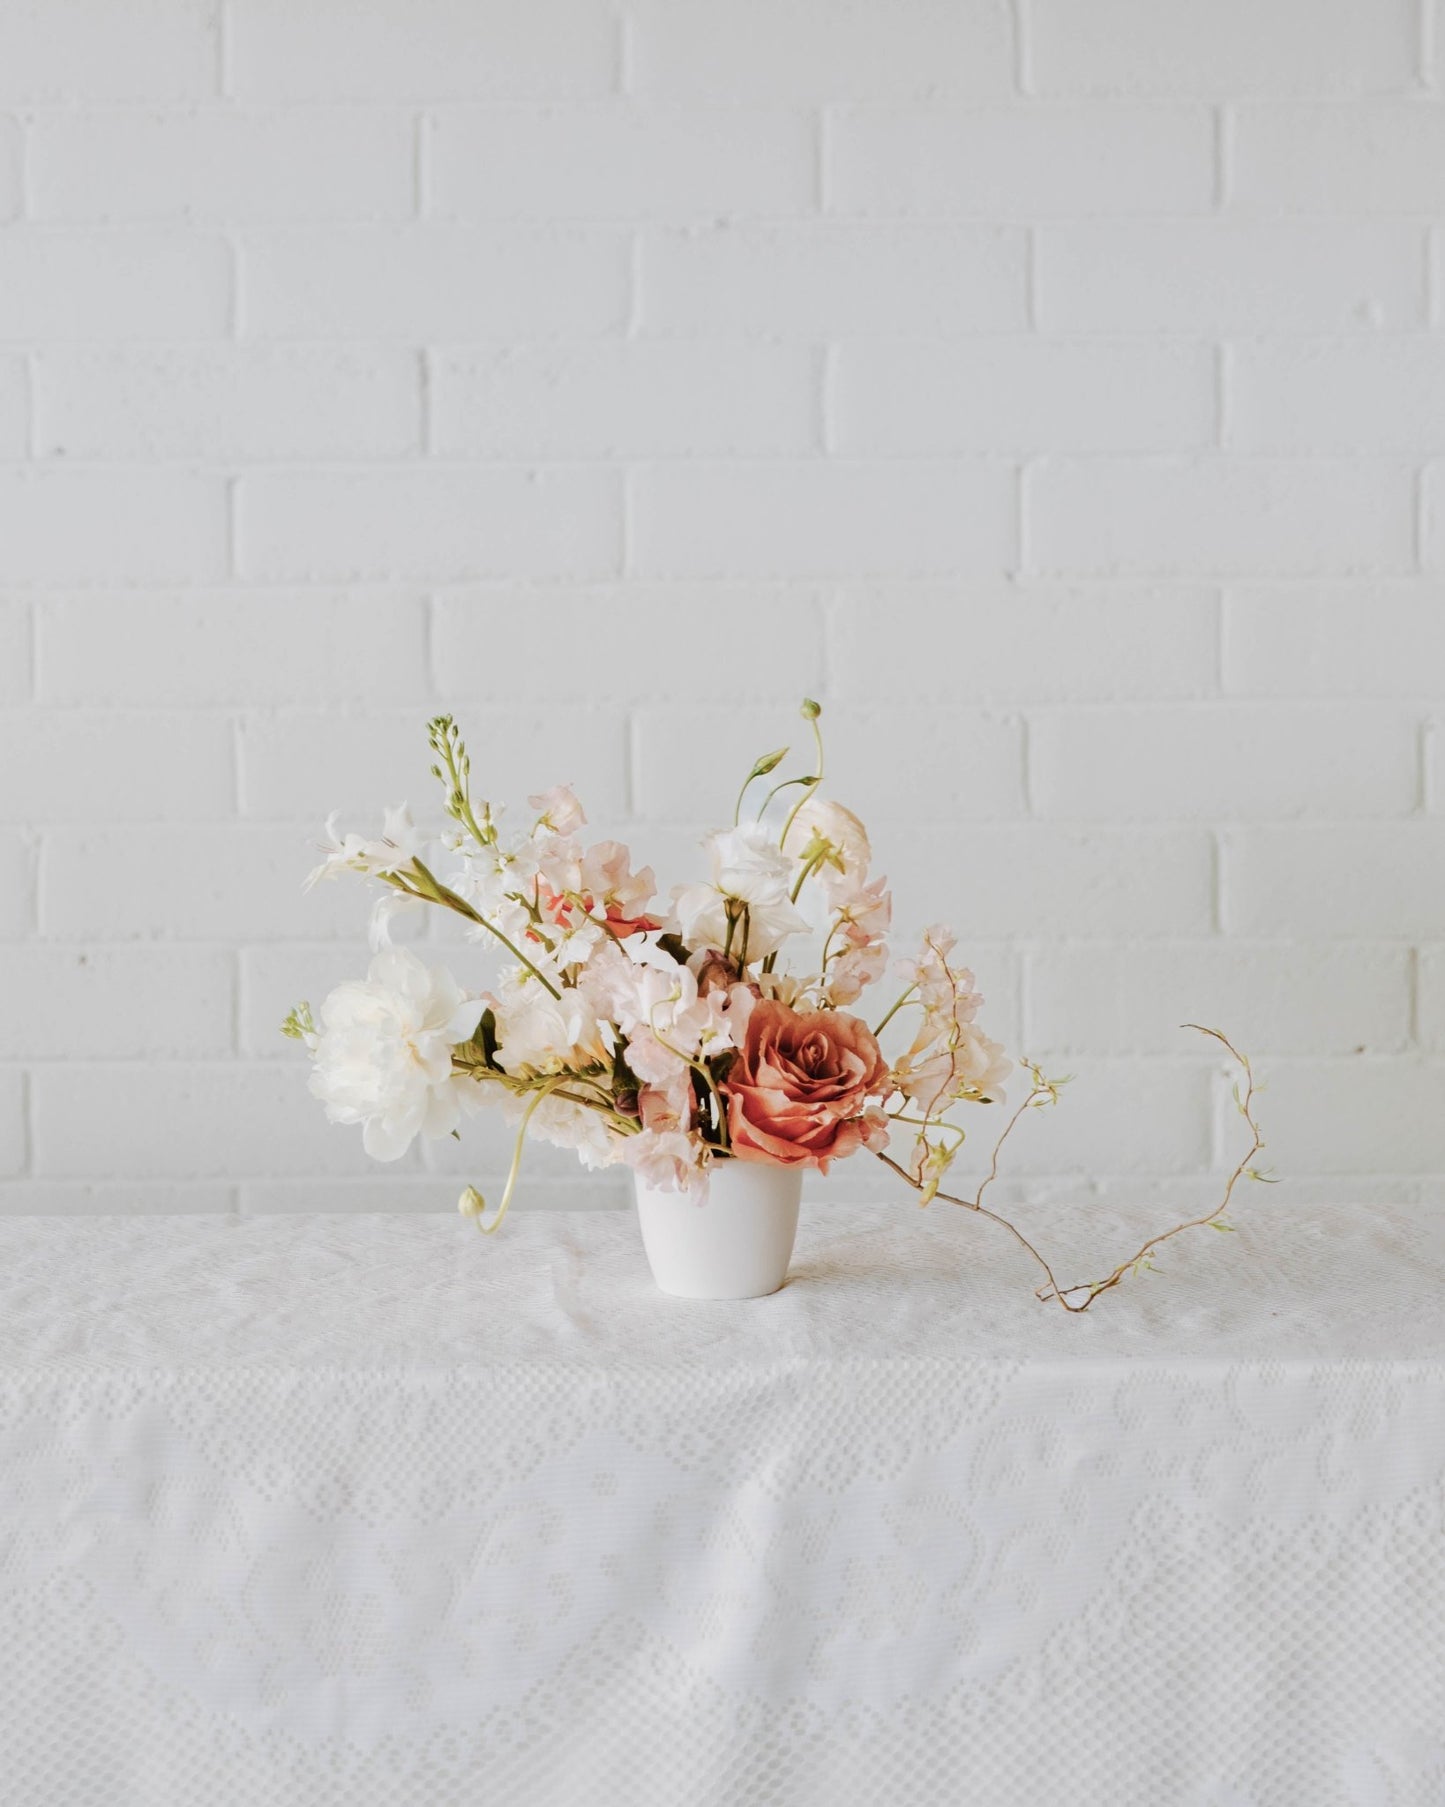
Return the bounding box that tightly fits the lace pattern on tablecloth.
[1,1205,1442,1806]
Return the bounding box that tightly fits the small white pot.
[634,1159,803,1300]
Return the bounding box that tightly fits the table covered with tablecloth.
[1,1202,1442,1806]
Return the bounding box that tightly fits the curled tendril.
[877,1025,1265,1313]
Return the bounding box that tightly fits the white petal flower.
[308,949,480,1161]
[668,882,732,953]
[706,822,795,906]
[732,892,812,960]
[305,804,428,891]
[668,875,809,961]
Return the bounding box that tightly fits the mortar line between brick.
[418,347,433,455]
[1209,830,1224,937]
[229,233,244,338]
[620,464,635,576]
[30,834,43,939]
[229,946,243,1061]
[1213,588,1228,695]
[421,593,437,696]
[1013,0,1033,93]
[14,112,29,221]
[26,596,40,702]
[1413,461,1427,572]
[1023,227,1038,332]
[617,10,636,95]
[1213,104,1230,210]
[414,111,430,217]
[624,708,640,817]
[224,475,240,580]
[19,1069,31,1178]
[816,590,836,701]
[229,712,246,816]
[1408,945,1421,1049]
[1019,711,1035,816]
[626,231,642,338]
[1214,342,1229,451]
[23,350,37,462]
[216,0,232,98]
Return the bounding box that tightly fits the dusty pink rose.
[723,1000,890,1171]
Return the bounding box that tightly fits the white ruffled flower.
[308,949,479,1161]
[669,823,811,959]
[668,881,732,953]
[707,822,795,906]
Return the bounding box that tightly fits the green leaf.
[454,1007,502,1074]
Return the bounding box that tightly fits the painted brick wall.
[2,0,1440,1216]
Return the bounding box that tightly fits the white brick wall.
[2,0,1442,1217]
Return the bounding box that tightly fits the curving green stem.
[778,707,825,850]
[471,1079,562,1234]
[395,860,562,999]
[872,984,918,1038]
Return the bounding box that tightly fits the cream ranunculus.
[783,799,872,884]
[308,949,480,1161]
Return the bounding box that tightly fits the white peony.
[308,949,480,1161]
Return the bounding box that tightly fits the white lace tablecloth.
[2,1203,1442,1807]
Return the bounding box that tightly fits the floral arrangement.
[286,701,1267,1311]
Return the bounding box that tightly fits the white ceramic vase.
[634,1159,803,1299]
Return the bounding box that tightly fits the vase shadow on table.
[781,1230,952,1292]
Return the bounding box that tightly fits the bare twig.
[878,1025,1265,1313]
